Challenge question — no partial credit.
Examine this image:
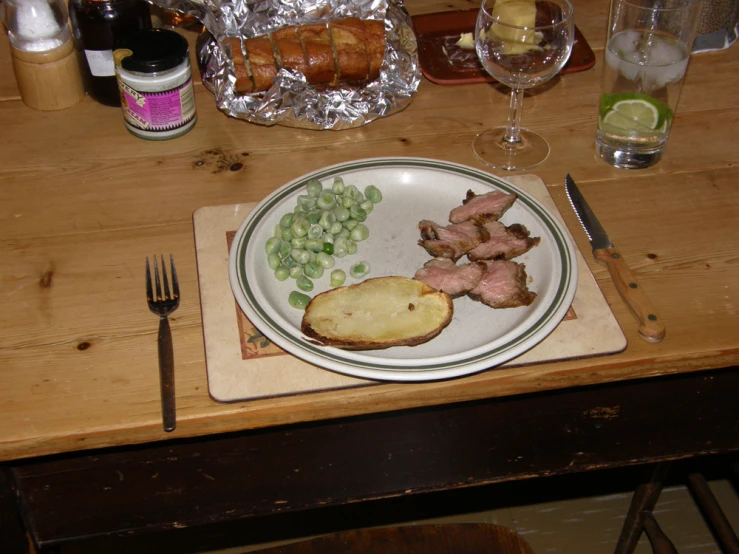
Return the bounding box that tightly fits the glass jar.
[114,29,197,140]
[69,0,151,106]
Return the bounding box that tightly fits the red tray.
[412,8,596,85]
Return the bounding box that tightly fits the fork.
[145,255,180,432]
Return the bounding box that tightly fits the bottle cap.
[116,28,188,73]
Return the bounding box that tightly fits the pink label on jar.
[119,78,196,132]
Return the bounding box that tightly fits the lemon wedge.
[489,0,542,55]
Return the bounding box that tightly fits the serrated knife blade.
[565,174,665,343]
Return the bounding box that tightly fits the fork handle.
[158,316,176,432]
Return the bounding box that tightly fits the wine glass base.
[473,127,550,171]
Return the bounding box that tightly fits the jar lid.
[116,28,188,73]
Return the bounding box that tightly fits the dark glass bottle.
[69,0,151,106]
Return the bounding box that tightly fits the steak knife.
[565,174,665,343]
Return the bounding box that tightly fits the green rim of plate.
[231,158,575,376]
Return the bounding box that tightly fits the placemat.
[194,175,626,403]
[412,9,596,86]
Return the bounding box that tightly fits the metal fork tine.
[170,254,180,299]
[153,254,162,301]
[160,254,171,301]
[145,257,153,301]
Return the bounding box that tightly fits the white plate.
[229,157,578,382]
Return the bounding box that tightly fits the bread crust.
[226,37,254,94]
[271,26,309,76]
[362,19,386,80]
[298,23,336,85]
[227,17,386,94]
[245,37,278,92]
[329,17,369,82]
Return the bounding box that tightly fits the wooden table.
[1,0,738,551]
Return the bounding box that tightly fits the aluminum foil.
[147,0,420,130]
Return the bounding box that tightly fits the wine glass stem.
[504,88,525,144]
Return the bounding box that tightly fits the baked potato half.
[301,276,453,350]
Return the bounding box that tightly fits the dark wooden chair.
[252,523,537,553]
[614,460,739,554]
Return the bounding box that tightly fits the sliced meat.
[413,258,487,298]
[418,220,490,262]
[468,260,537,309]
[449,189,518,225]
[467,221,541,261]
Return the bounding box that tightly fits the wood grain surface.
[0,0,738,462]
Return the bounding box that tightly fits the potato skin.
[301,276,453,350]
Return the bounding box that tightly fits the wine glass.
[474,0,574,170]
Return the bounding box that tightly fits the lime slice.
[599,93,673,132]
[609,98,659,129]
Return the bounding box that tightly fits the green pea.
[274,265,290,281]
[265,236,282,255]
[291,248,311,265]
[346,240,358,255]
[319,210,336,230]
[288,291,311,310]
[268,253,281,270]
[305,238,324,252]
[306,210,321,225]
[296,275,314,292]
[350,261,370,279]
[349,204,367,222]
[306,178,322,197]
[330,269,346,287]
[332,177,345,194]
[365,185,382,203]
[317,190,337,210]
[280,213,294,229]
[350,224,369,242]
[360,199,373,214]
[343,185,360,199]
[333,237,349,258]
[297,194,317,211]
[308,224,323,239]
[341,196,356,208]
[328,221,343,235]
[303,262,324,279]
[289,264,303,278]
[279,241,291,258]
[316,252,335,269]
[291,215,308,238]
[322,242,334,254]
[333,205,350,222]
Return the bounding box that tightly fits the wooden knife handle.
[594,247,666,343]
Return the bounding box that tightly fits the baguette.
[228,17,386,94]
[301,276,454,350]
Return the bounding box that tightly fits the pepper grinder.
[2,0,85,111]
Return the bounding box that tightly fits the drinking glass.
[596,0,703,169]
[474,0,574,170]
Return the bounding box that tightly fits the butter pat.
[456,32,475,49]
